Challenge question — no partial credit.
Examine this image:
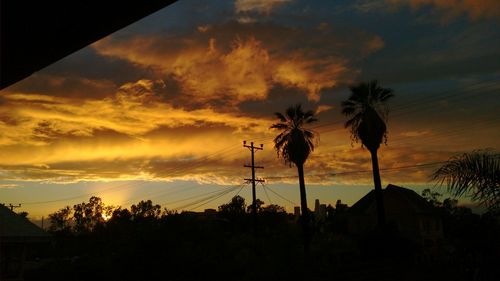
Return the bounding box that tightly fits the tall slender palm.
[432,151,500,212]
[341,80,394,226]
[271,104,317,250]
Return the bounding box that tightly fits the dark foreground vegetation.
[24,194,500,281]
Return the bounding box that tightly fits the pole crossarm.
[0,203,22,211]
[244,179,265,182]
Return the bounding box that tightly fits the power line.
[304,80,499,135]
[188,185,245,211]
[234,184,245,197]
[264,160,450,180]
[262,184,272,205]
[173,184,243,211]
[390,116,500,146]
[121,152,245,204]
[263,185,297,206]
[161,186,238,206]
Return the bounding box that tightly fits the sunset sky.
[1,0,499,218]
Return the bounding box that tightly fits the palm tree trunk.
[370,148,386,227]
[297,163,310,253]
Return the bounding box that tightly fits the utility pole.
[243,141,264,224]
[6,203,21,211]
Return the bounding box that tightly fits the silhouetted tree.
[341,80,394,226]
[131,200,161,220]
[161,208,178,218]
[103,205,118,220]
[73,196,105,233]
[442,198,458,213]
[218,195,246,219]
[17,211,29,218]
[421,188,443,207]
[261,204,286,214]
[271,104,318,250]
[109,207,132,222]
[48,206,72,233]
[246,199,264,213]
[432,150,500,212]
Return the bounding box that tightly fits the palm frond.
[275,112,287,122]
[286,105,297,121]
[432,151,500,211]
[270,123,289,130]
[344,113,362,129]
[341,102,357,116]
[379,88,394,102]
[305,117,318,124]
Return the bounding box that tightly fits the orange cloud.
[0,78,279,183]
[1,80,272,144]
[0,89,478,186]
[1,72,493,185]
[93,22,384,103]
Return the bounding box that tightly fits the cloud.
[0,84,475,186]
[0,184,19,189]
[235,0,292,14]
[354,0,391,13]
[237,16,258,24]
[0,140,452,185]
[387,0,500,22]
[315,105,334,114]
[5,74,118,99]
[93,22,384,103]
[197,25,211,32]
[399,130,431,137]
[0,79,275,182]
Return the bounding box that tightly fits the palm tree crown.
[270,104,318,166]
[341,80,394,151]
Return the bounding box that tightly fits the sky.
[0,0,499,218]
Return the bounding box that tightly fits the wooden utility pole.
[243,141,264,223]
[7,203,21,211]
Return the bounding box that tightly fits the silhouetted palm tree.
[432,150,500,212]
[271,104,317,250]
[341,80,394,226]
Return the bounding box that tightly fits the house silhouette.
[0,204,50,280]
[347,184,443,245]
